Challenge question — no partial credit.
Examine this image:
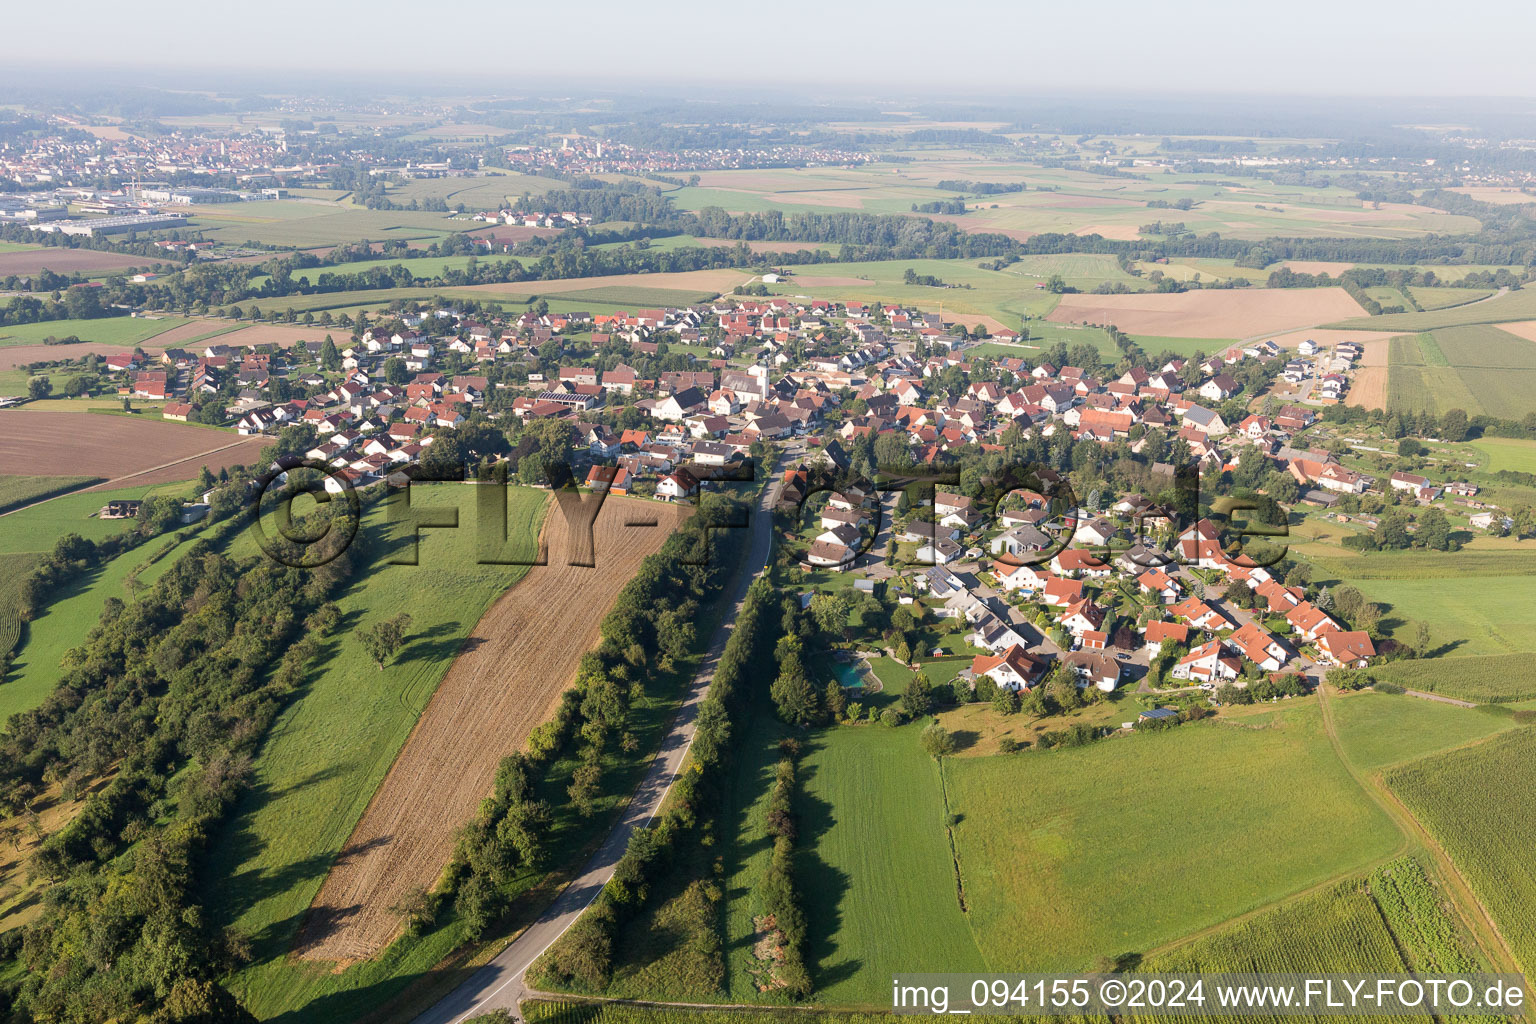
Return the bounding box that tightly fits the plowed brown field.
[296,494,690,962]
[0,249,169,276]
[0,410,268,486]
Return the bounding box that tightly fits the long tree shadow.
[224,851,353,955]
[395,623,467,667]
[792,743,858,991]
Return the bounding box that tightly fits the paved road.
[414,474,782,1024]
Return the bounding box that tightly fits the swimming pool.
[833,660,866,688]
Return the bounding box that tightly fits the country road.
[414,473,782,1024]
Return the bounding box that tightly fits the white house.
[1171,639,1241,682]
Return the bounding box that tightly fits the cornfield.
[0,611,18,658]
[1134,856,1500,1024]
[1371,654,1536,703]
[1387,729,1536,979]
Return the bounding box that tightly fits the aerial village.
[44,283,1516,708]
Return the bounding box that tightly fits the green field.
[0,482,189,554]
[1386,728,1536,976]
[1370,654,1536,704]
[0,552,38,656]
[720,723,985,1006]
[0,315,189,348]
[1329,691,1515,770]
[505,285,724,308]
[212,484,547,1020]
[1470,436,1536,475]
[1385,324,1536,419]
[384,170,567,207]
[185,203,481,247]
[1299,535,1536,700]
[766,257,1068,328]
[666,164,1481,243]
[947,705,1400,973]
[1,484,206,725]
[264,252,488,289]
[0,474,102,514]
[1329,286,1536,331]
[1409,285,1495,310]
[1351,574,1536,658]
[1126,334,1238,360]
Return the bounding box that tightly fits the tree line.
[0,485,358,1023]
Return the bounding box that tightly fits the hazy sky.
[12,0,1536,97]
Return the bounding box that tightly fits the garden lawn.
[947,705,1401,973]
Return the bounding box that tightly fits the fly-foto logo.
[781,458,1288,572]
[248,454,1287,571]
[247,455,761,569]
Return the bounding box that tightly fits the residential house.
[1316,630,1376,668]
[1062,650,1121,692]
[657,469,700,501]
[1169,596,1231,632]
[1172,639,1242,682]
[1136,568,1182,603]
[969,644,1046,692]
[1285,601,1339,641]
[1144,619,1189,655]
[1228,621,1288,671]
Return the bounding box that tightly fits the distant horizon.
[7,0,1536,100]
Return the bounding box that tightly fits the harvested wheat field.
[210,323,345,348]
[296,494,691,962]
[1347,367,1388,410]
[0,410,267,485]
[1046,287,1367,339]
[0,248,169,277]
[1450,187,1536,206]
[1496,320,1536,344]
[1073,223,1142,240]
[132,320,238,350]
[946,312,1011,334]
